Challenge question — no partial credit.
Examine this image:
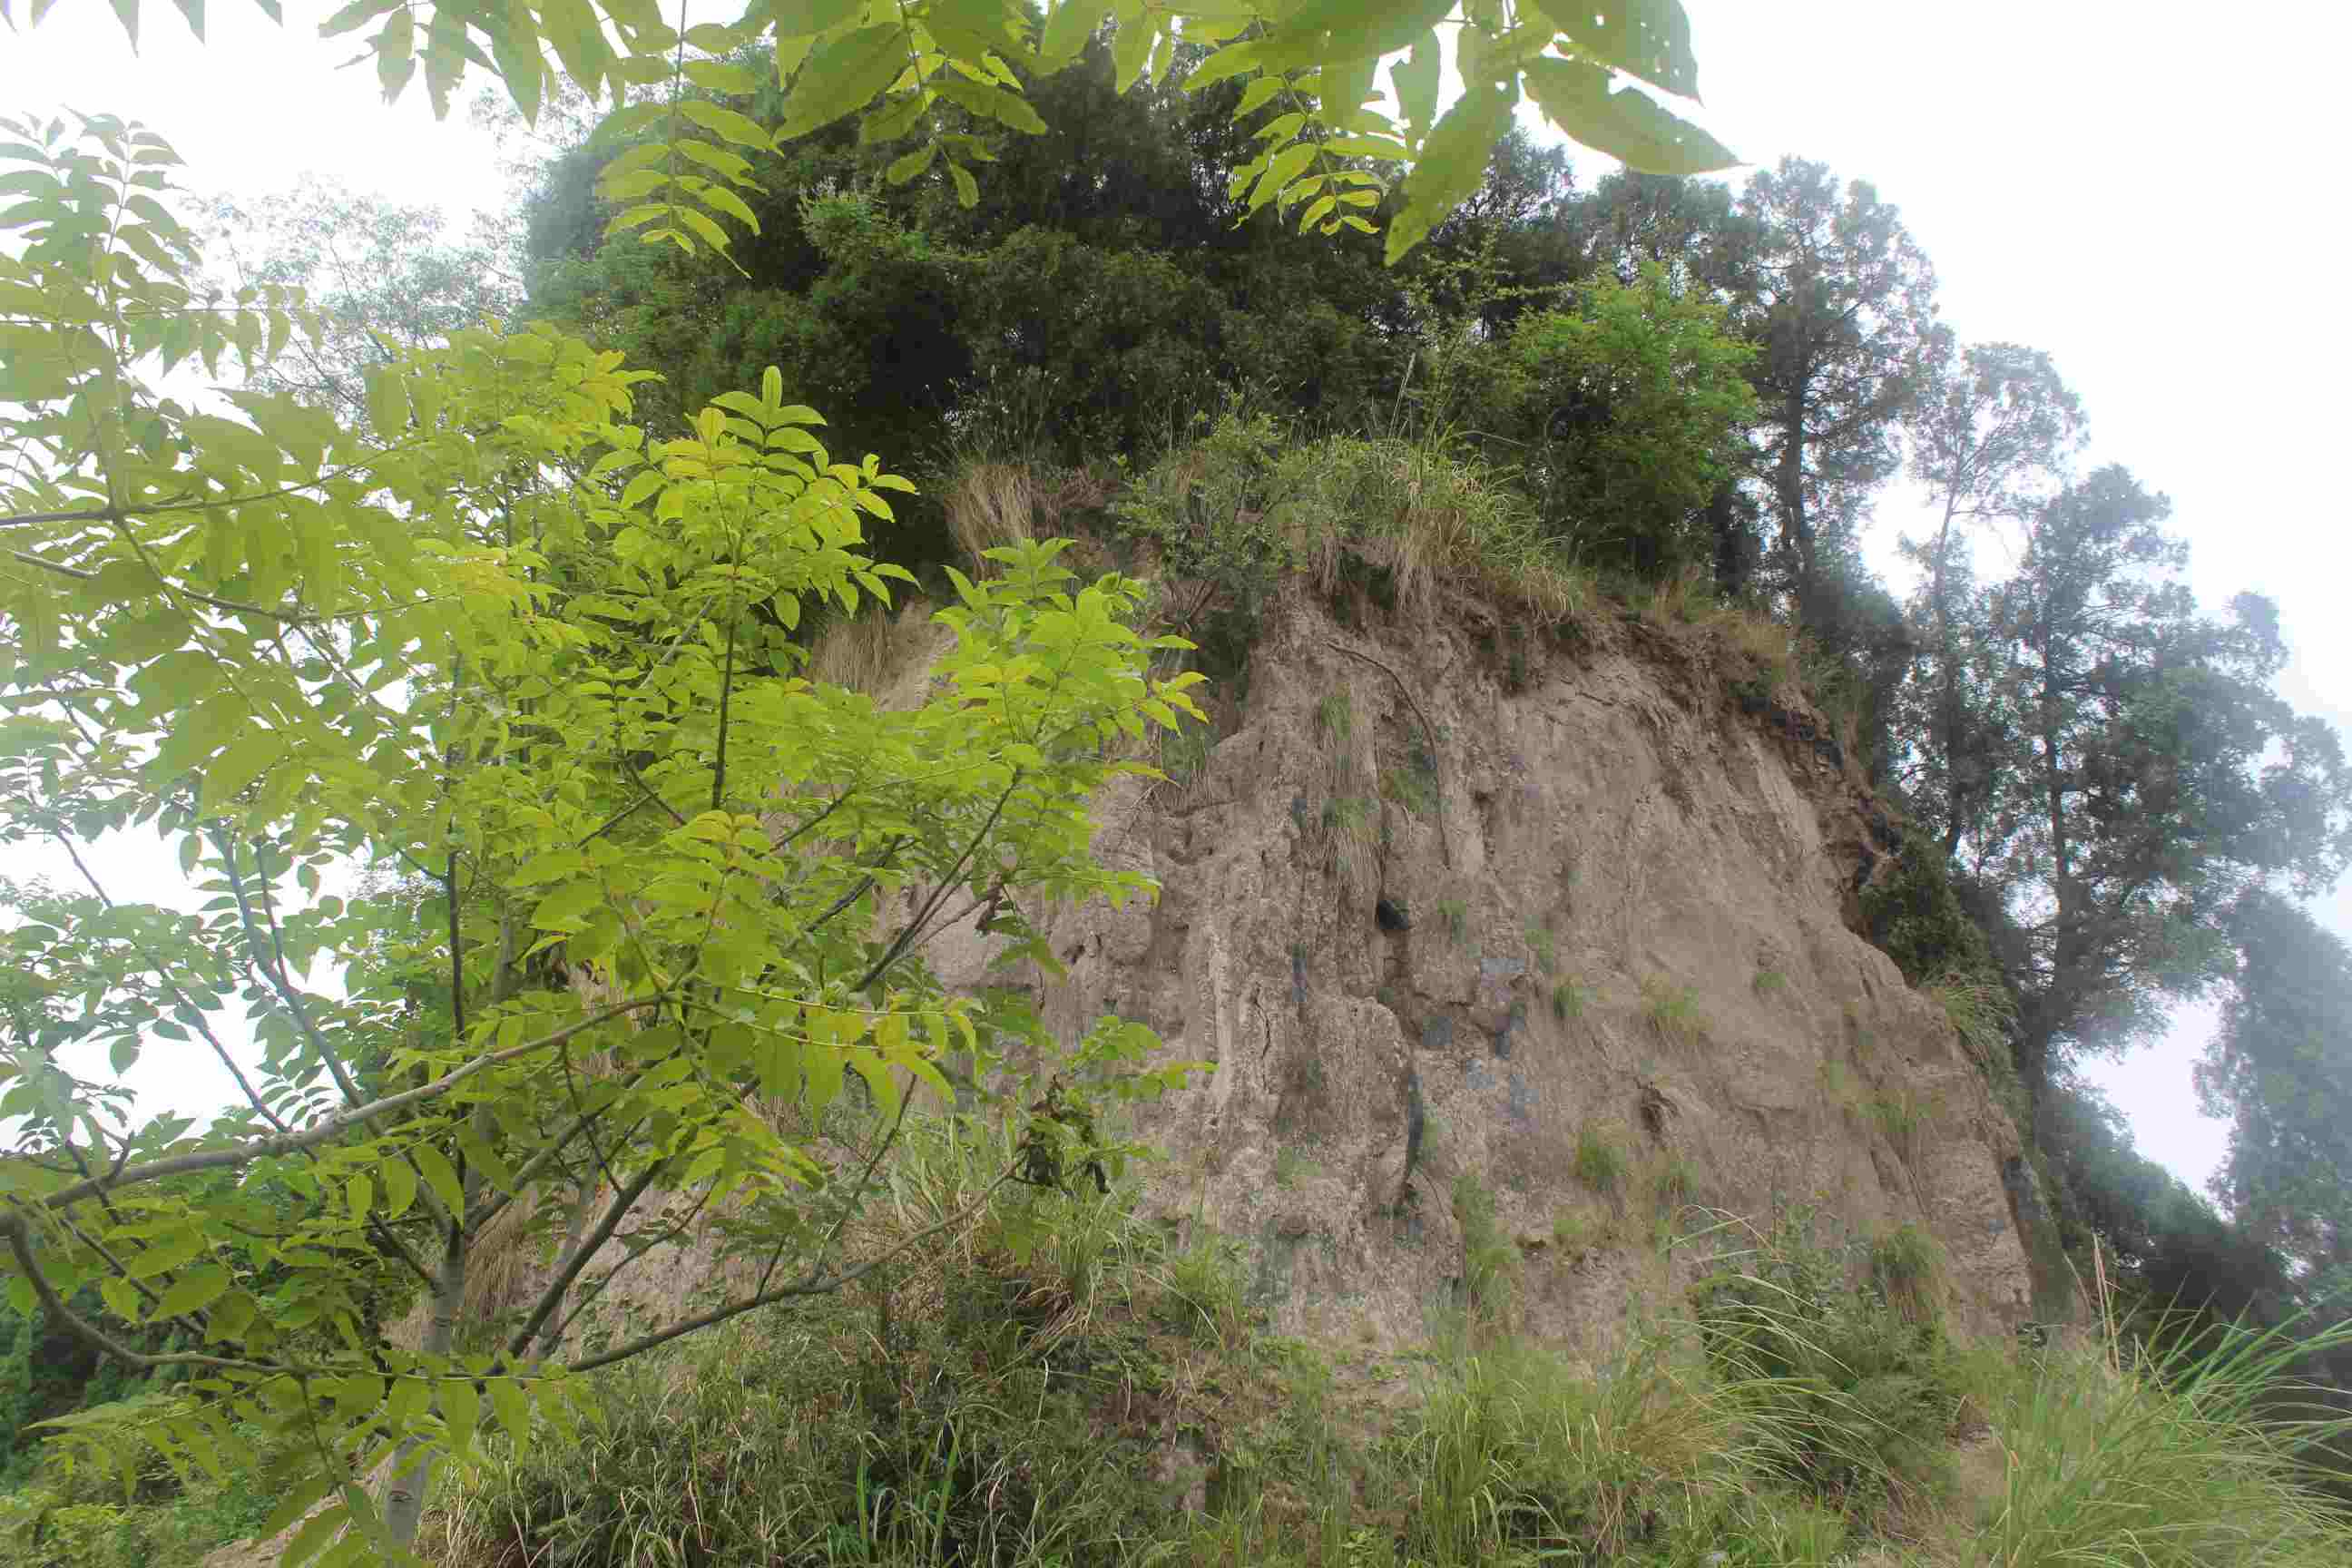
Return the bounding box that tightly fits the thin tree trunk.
[2032,609,2077,1107]
[381,1206,470,1545]
[1930,495,1968,858]
[1779,385,1815,606]
[383,912,514,1549]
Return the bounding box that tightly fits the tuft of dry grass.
[1717,602,1802,689]
[804,593,935,697]
[941,457,1037,568]
[1279,434,1594,628]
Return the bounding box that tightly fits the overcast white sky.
[5,1,2348,1199]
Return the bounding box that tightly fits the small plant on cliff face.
[1437,897,1468,944]
[1928,965,2015,1068]
[1316,688,1355,748]
[1819,1057,1860,1115]
[1380,758,1438,817]
[1870,1222,1948,1328]
[1574,1121,1628,1200]
[1319,795,1378,902]
[1642,975,1707,1044]
[1158,717,1211,786]
[1553,1207,1605,1253]
[1452,1173,1516,1328]
[1650,1151,1700,1218]
[1275,1147,1324,1189]
[1525,921,1559,975]
[1753,965,1789,997]
[1552,978,1588,1021]
[1872,1086,1933,1171]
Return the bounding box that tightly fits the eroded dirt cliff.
[925,583,2044,1354]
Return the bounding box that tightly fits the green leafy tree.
[1494,260,1758,573]
[0,111,1205,1561]
[1728,157,1941,619]
[2199,891,2352,1288]
[16,0,1735,269]
[1971,468,2352,1097]
[1896,340,2086,858]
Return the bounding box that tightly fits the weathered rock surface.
[926,587,2043,1353]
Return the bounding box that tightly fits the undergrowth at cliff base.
[15,1132,2350,1568]
[12,1126,2337,1568]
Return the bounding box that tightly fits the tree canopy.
[14,0,1739,267]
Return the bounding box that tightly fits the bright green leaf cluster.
[0,113,1205,1561]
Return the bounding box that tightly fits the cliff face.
[926,585,2045,1352]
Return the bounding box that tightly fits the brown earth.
[923,582,2051,1355]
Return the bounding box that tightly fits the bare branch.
[564,1164,1016,1375]
[0,997,666,1229]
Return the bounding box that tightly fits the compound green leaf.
[777,26,909,140]
[1386,81,1513,264]
[887,141,938,184]
[770,0,863,37]
[156,1261,230,1318]
[1391,26,1439,135]
[1040,0,1109,65]
[1523,55,1736,175]
[679,99,773,150]
[682,59,760,93]
[1528,0,1700,101]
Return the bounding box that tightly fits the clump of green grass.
[1641,974,1706,1044]
[1752,965,1788,997]
[1283,431,1597,630]
[1402,1329,1741,1566]
[1156,715,1210,787]
[1928,964,2015,1066]
[1869,1221,1947,1328]
[1690,1206,1965,1503]
[1573,1119,1628,1200]
[1316,688,1355,747]
[1451,1172,1515,1328]
[1432,898,1462,941]
[1275,1146,1323,1189]
[1551,977,1587,1021]
[1871,1084,1933,1171]
[1650,1150,1700,1216]
[1525,921,1558,975]
[1980,1310,2352,1568]
[1163,1228,1251,1350]
[1319,794,1378,905]
[1379,761,1436,817]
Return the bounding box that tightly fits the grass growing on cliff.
[1115,412,1597,646]
[1642,975,1707,1044]
[1870,1221,1949,1327]
[1318,795,1379,906]
[1437,897,1468,944]
[1872,1084,1934,1171]
[1551,977,1588,1021]
[1573,1119,1629,1200]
